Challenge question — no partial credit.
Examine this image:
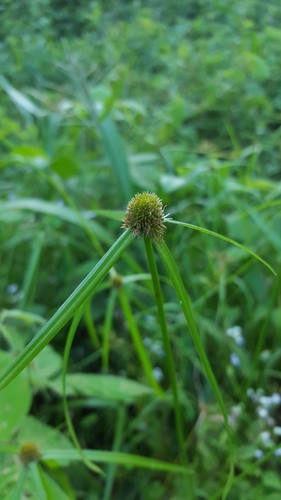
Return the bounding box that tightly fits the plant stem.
[103,404,126,500]
[62,307,103,475]
[144,240,186,457]
[102,288,117,372]
[84,299,100,348]
[118,287,165,398]
[156,241,234,500]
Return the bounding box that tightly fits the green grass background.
[0,1,281,498]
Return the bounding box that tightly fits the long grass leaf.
[0,230,135,391]
[62,308,103,475]
[42,449,187,474]
[99,115,133,201]
[167,219,276,275]
[155,242,234,500]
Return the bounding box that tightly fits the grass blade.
[0,230,135,391]
[99,115,133,201]
[167,219,276,275]
[42,449,187,474]
[155,242,234,500]
[62,308,103,475]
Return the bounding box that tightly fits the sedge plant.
[0,192,275,498]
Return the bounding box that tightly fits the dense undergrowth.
[0,1,281,499]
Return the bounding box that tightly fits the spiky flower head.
[19,442,41,466]
[122,192,166,243]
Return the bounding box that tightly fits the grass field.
[0,1,281,498]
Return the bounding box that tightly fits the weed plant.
[0,1,281,499]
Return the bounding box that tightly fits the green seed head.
[19,442,41,466]
[122,192,166,243]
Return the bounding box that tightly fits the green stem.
[144,241,186,456]
[103,405,126,500]
[29,463,47,500]
[102,288,117,372]
[0,229,135,391]
[156,242,234,500]
[62,307,104,475]
[19,232,43,310]
[118,287,165,398]
[84,299,100,348]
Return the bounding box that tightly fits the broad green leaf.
[18,416,73,467]
[0,351,32,440]
[49,157,78,179]
[262,471,281,491]
[28,345,62,386]
[60,373,153,402]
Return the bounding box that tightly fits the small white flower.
[260,431,271,443]
[247,388,256,400]
[143,337,152,346]
[152,367,164,382]
[226,326,244,345]
[254,449,264,459]
[271,393,281,405]
[6,283,19,294]
[266,416,276,427]
[230,353,240,367]
[236,336,245,346]
[273,426,281,436]
[259,396,273,409]
[257,407,268,419]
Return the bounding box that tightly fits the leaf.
[167,219,276,275]
[99,115,133,201]
[0,230,135,391]
[18,416,73,466]
[59,373,153,403]
[262,471,281,491]
[50,157,78,179]
[0,350,32,440]
[0,75,45,117]
[42,449,187,474]
[28,345,62,386]
[37,465,70,500]
[0,198,112,245]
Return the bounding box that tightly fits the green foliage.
[0,0,281,499]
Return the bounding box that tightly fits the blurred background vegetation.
[0,0,281,499]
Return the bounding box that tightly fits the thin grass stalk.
[144,238,194,497]
[84,299,100,348]
[62,307,103,475]
[118,287,165,398]
[102,404,126,500]
[144,243,185,450]
[244,262,281,395]
[19,232,43,310]
[102,288,117,372]
[155,242,234,500]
